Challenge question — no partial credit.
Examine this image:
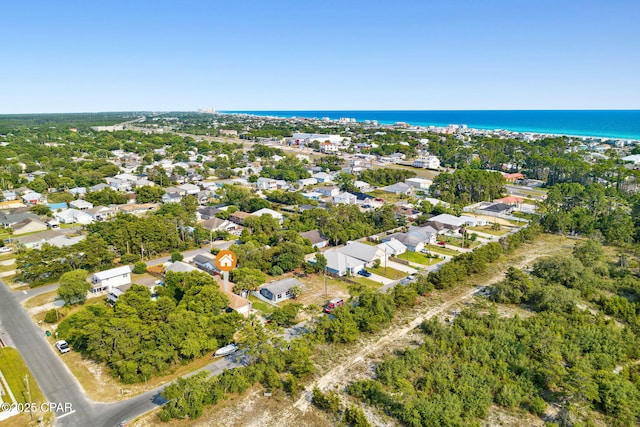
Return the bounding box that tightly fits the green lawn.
[248,295,274,315]
[0,347,46,405]
[438,235,480,248]
[426,245,460,257]
[349,276,384,290]
[396,251,441,266]
[368,265,407,280]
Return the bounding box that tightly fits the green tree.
[135,185,165,203]
[58,269,91,305]
[231,267,266,291]
[171,251,184,262]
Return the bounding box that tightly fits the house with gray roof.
[336,241,386,266]
[299,230,328,248]
[259,277,302,303]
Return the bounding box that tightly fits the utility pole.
[25,374,33,421]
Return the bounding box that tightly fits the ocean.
[223,110,640,140]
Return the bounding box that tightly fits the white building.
[413,156,441,170]
[90,266,131,292]
[69,199,94,210]
[251,208,284,223]
[333,192,357,205]
[256,177,278,191]
[405,178,432,190]
[292,133,344,145]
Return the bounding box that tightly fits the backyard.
[396,251,442,266]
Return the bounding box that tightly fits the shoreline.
[221,110,640,142]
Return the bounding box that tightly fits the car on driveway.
[0,246,12,253]
[55,340,70,354]
[358,270,372,277]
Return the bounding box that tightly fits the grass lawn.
[426,245,460,257]
[0,264,15,273]
[23,290,59,309]
[248,295,274,315]
[349,276,384,290]
[0,347,53,426]
[368,266,407,280]
[467,226,511,236]
[396,251,441,266]
[0,253,16,262]
[438,236,479,249]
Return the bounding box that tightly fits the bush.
[210,247,220,256]
[312,387,341,414]
[270,265,284,276]
[132,261,147,274]
[171,251,184,262]
[44,309,61,323]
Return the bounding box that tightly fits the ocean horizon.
[222,110,640,141]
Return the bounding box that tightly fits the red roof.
[495,196,523,204]
[503,173,525,180]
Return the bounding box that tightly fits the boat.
[214,343,239,357]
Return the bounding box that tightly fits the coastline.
[221,110,640,142]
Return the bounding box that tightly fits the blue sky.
[1,0,638,113]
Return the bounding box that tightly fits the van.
[323,298,344,314]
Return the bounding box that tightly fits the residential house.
[165,261,199,274]
[259,277,302,303]
[353,180,372,192]
[193,254,219,275]
[69,199,93,210]
[376,239,407,256]
[218,283,252,316]
[297,178,318,188]
[302,191,323,201]
[316,186,340,197]
[90,183,110,192]
[412,156,441,169]
[196,206,223,220]
[0,212,40,228]
[87,206,117,222]
[89,265,131,293]
[16,229,84,249]
[322,250,365,277]
[177,183,201,195]
[477,203,514,216]
[251,208,284,223]
[311,172,334,183]
[55,208,94,225]
[162,192,182,204]
[405,178,432,190]
[229,211,251,225]
[336,241,386,266]
[68,187,87,197]
[200,217,236,233]
[383,226,438,252]
[11,218,48,234]
[21,191,45,205]
[299,229,328,249]
[256,177,278,191]
[381,182,414,196]
[333,192,357,205]
[2,190,17,201]
[429,213,484,228]
[502,173,525,183]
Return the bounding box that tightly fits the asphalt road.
[0,276,247,427]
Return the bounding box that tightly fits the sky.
[1,0,639,113]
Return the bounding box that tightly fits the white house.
[297,178,318,187]
[413,156,441,169]
[177,183,201,195]
[316,186,340,197]
[69,199,94,210]
[336,241,386,266]
[377,239,407,256]
[259,277,302,303]
[255,177,277,191]
[405,178,432,190]
[251,208,284,223]
[311,172,334,183]
[90,266,131,292]
[55,208,95,225]
[333,192,357,205]
[322,250,365,277]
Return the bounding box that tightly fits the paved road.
[0,276,247,427]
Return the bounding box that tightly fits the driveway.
[385,259,417,274]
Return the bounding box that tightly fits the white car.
[55,340,70,354]
[0,247,12,253]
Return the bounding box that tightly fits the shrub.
[132,261,147,274]
[44,309,61,323]
[171,251,184,262]
[120,253,140,264]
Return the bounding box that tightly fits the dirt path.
[294,234,575,414]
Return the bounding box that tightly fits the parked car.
[0,246,12,253]
[323,298,345,314]
[437,241,447,247]
[358,270,372,277]
[55,340,70,354]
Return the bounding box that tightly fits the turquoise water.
[223,110,640,140]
